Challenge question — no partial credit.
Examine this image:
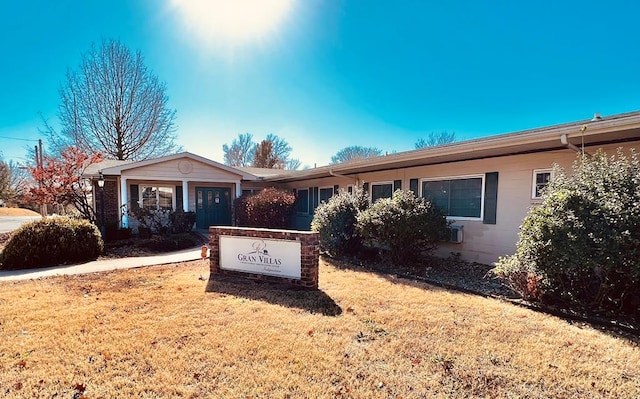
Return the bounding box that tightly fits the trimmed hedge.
[0,216,103,270]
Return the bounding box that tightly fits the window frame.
[419,174,485,221]
[140,185,175,211]
[318,186,334,204]
[370,181,394,203]
[295,188,310,214]
[532,169,553,200]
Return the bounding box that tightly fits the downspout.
[329,169,358,184]
[560,132,590,157]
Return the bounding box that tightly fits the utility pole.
[35,139,46,217]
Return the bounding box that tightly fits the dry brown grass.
[1,259,639,398]
[0,208,40,217]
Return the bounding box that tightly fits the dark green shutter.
[333,184,339,194]
[363,182,369,193]
[410,178,418,196]
[176,185,183,211]
[130,184,139,209]
[313,187,319,210]
[347,186,353,194]
[393,180,402,191]
[483,172,499,224]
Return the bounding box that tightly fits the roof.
[235,167,290,179]
[80,110,640,184]
[84,152,260,180]
[84,159,133,177]
[266,110,640,182]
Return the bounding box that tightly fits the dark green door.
[195,187,232,228]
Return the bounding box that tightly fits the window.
[532,169,552,199]
[371,182,393,202]
[421,176,483,219]
[141,186,173,211]
[295,188,309,214]
[319,187,334,203]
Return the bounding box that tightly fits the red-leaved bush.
[234,188,295,229]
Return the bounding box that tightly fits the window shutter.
[176,185,183,211]
[363,182,369,193]
[393,180,402,191]
[483,172,499,224]
[129,184,139,210]
[313,187,319,210]
[347,186,353,194]
[333,184,339,194]
[409,178,418,196]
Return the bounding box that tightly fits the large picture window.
[371,182,393,202]
[421,176,483,218]
[141,186,173,211]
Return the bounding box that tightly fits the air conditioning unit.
[449,225,464,243]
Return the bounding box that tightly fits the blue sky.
[1,0,639,167]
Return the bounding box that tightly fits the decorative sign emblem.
[219,236,301,279]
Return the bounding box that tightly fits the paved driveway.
[0,216,41,234]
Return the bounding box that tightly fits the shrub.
[128,207,171,235]
[234,187,295,229]
[311,187,369,256]
[356,189,448,265]
[0,216,103,270]
[105,219,132,242]
[169,210,196,233]
[135,233,200,252]
[493,149,640,315]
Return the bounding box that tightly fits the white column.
[235,180,242,198]
[182,179,189,212]
[120,177,128,228]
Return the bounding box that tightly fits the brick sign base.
[209,227,320,289]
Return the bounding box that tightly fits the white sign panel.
[219,236,302,279]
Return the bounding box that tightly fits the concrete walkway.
[0,246,206,282]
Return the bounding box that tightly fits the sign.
[219,236,301,279]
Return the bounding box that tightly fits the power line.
[0,135,40,142]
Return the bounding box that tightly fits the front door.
[195,187,232,228]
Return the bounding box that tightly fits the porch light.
[97,172,105,188]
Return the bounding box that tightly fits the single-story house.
[85,110,640,265]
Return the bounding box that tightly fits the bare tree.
[285,158,301,170]
[225,133,299,169]
[46,39,180,160]
[265,134,292,164]
[415,131,456,149]
[223,133,256,166]
[331,146,382,164]
[0,159,30,206]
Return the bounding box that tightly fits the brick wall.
[94,180,120,225]
[209,226,319,289]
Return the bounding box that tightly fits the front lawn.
[1,259,638,398]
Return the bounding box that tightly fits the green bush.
[0,216,103,270]
[311,187,369,256]
[356,189,448,265]
[494,149,640,315]
[233,187,295,229]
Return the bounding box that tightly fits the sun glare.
[171,0,294,45]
